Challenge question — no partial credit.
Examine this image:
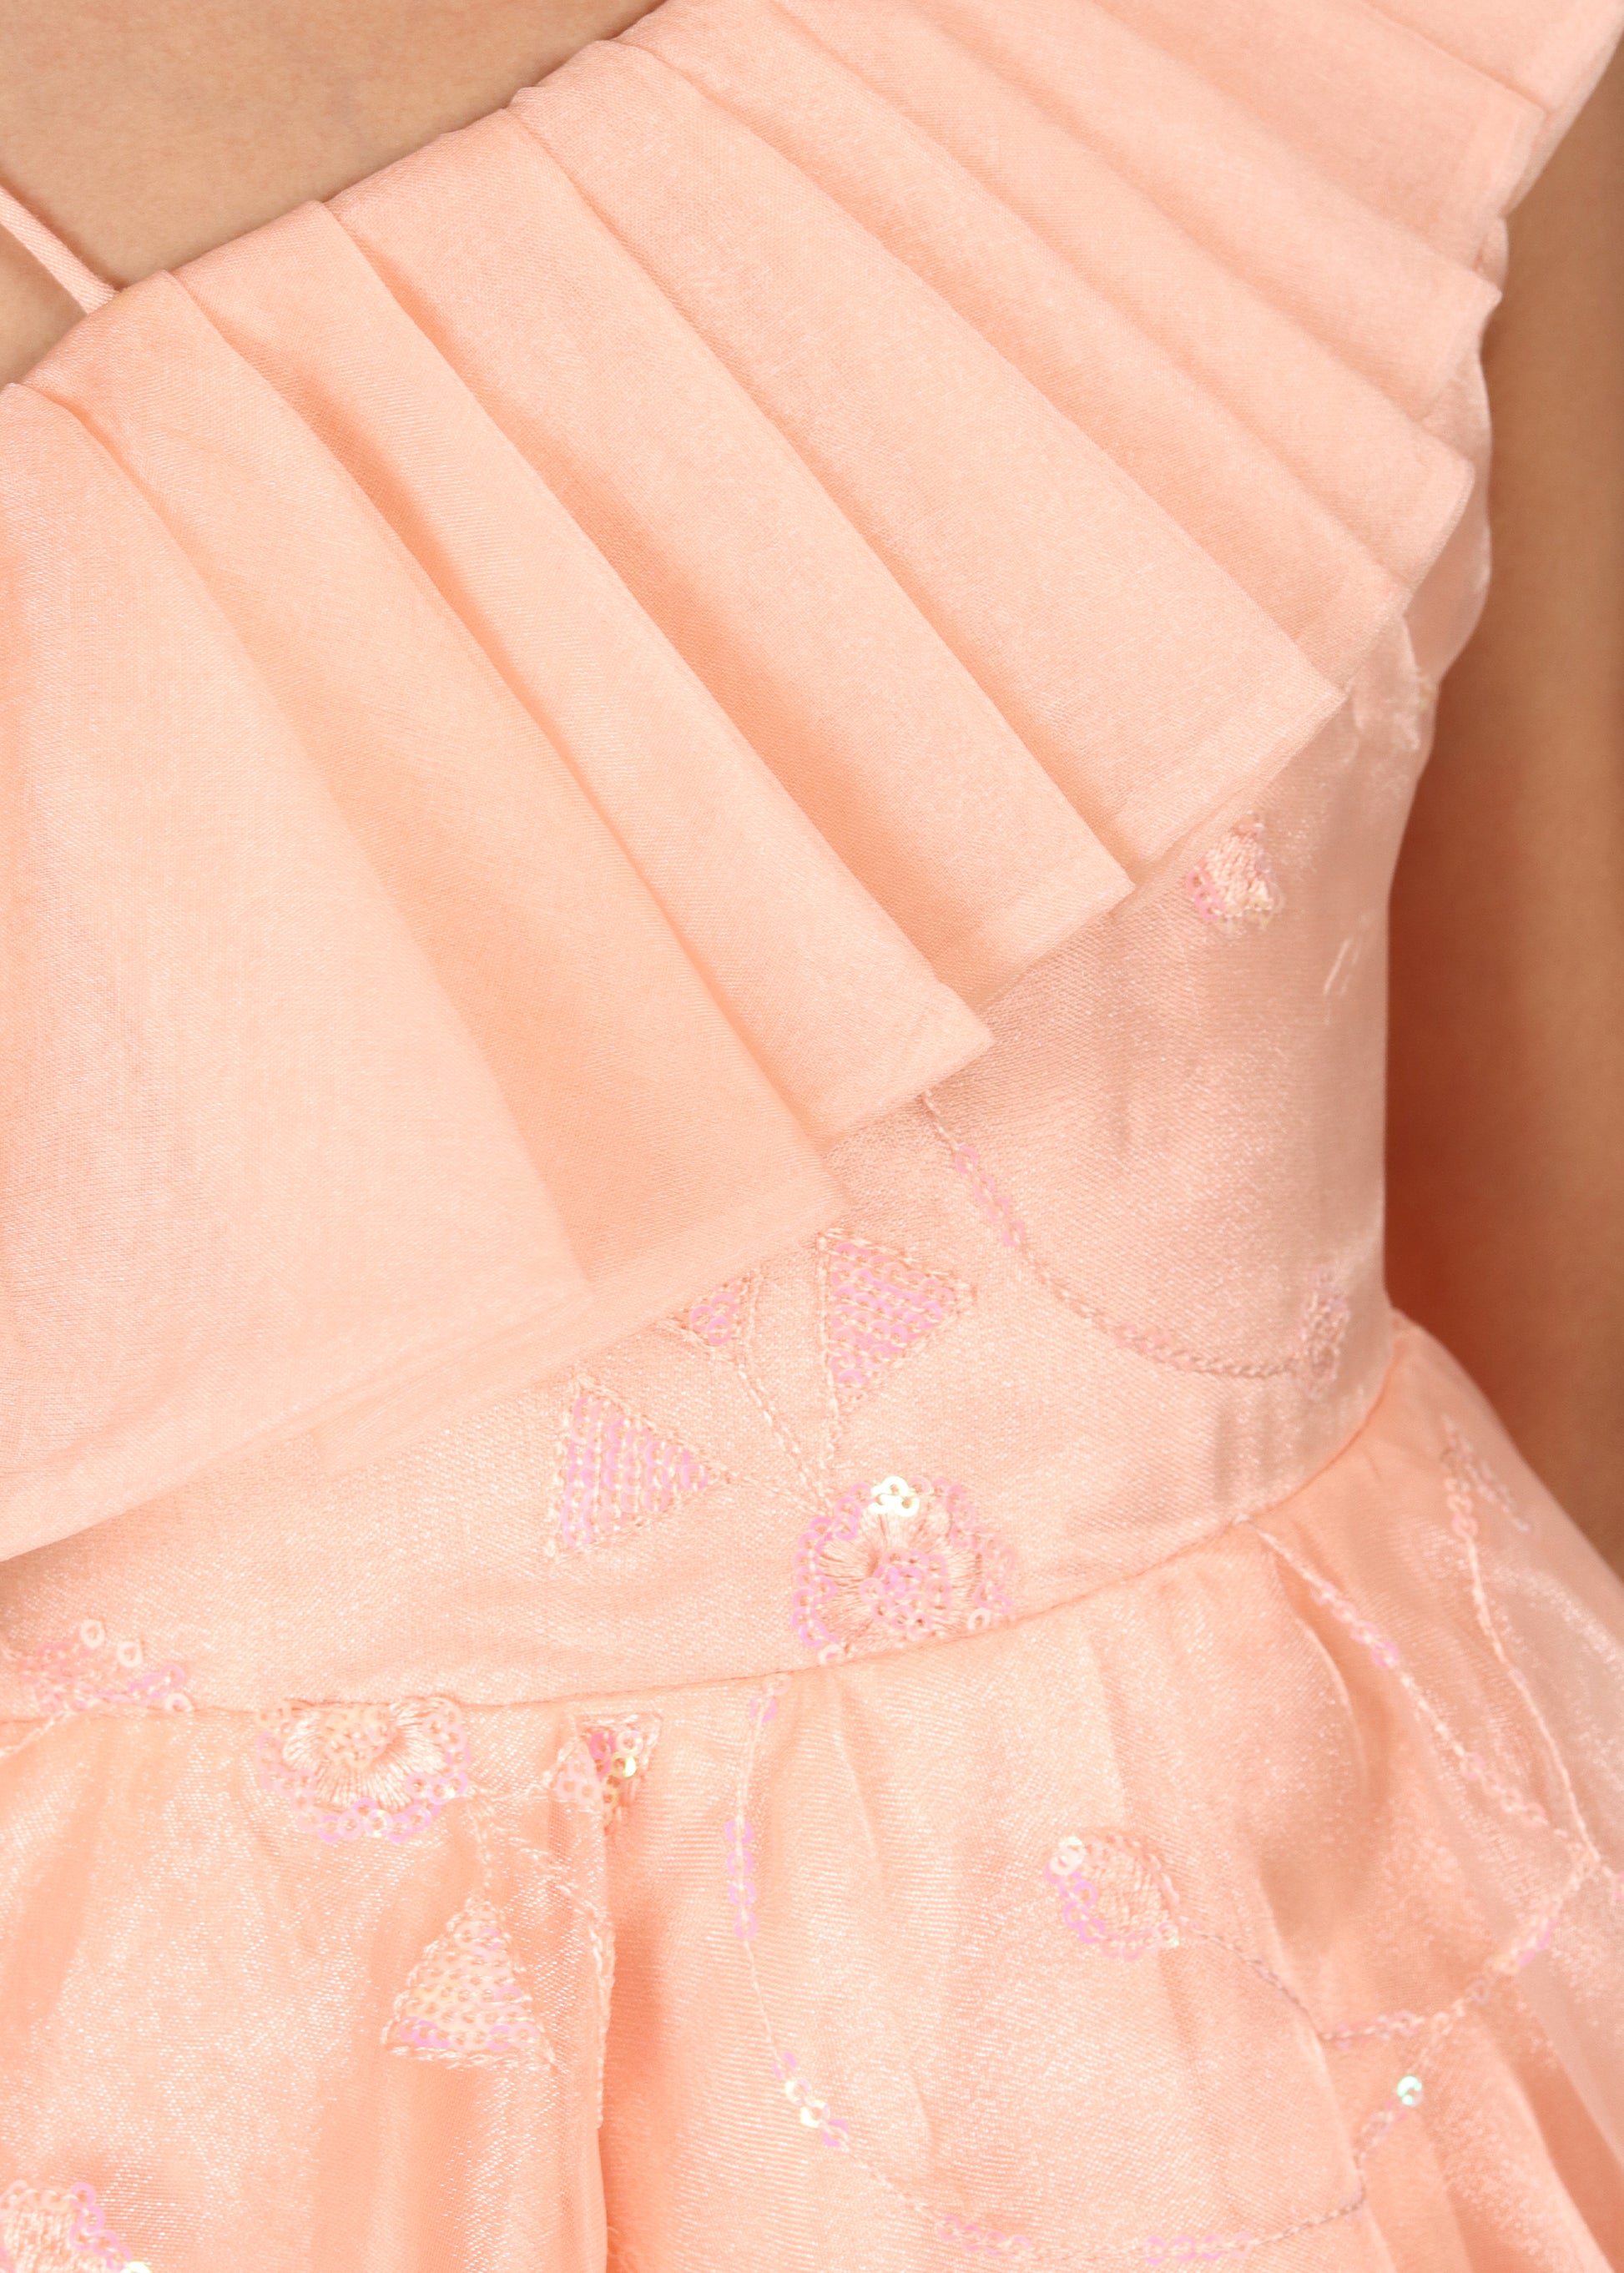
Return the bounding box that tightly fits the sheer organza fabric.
[3,0,1624,2266]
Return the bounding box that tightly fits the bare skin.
[1389,41,1624,1571]
[0,0,658,381]
[1,8,1621,1565]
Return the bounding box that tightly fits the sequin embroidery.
[0,2183,144,2273]
[548,1714,661,1826]
[794,1474,1013,1661]
[818,1233,969,1401]
[255,1696,472,1840]
[19,1623,190,1719]
[547,1381,714,1555]
[1184,819,1284,928]
[683,1278,752,1349]
[1047,1832,1182,1958]
[383,1893,547,2067]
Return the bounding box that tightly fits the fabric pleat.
[2,0,1619,1550]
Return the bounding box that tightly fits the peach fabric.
[2,1,1624,2267]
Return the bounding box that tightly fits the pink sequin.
[548,1383,713,1554]
[774,2051,850,2150]
[0,2182,139,2273]
[794,1474,1014,1662]
[683,1277,750,1349]
[255,1696,472,1841]
[19,1622,190,1719]
[383,1893,545,2067]
[820,1233,968,1400]
[1184,819,1284,929]
[549,1714,661,1826]
[1047,1832,1182,1959]
[1293,1270,1350,1400]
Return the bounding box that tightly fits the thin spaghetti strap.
[0,180,115,315]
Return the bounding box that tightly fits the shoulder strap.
[0,182,115,315]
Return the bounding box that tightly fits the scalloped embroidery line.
[724,1681,1370,2268]
[0,2180,149,2272]
[924,1101,1349,1400]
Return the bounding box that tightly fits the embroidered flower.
[19,1622,189,1719]
[548,1714,660,1827]
[1047,1832,1181,1959]
[1184,819,1284,929]
[255,1696,472,1841]
[0,2182,144,2273]
[819,1234,969,1401]
[1293,1269,1350,1399]
[383,1893,546,2067]
[794,1474,1013,1662]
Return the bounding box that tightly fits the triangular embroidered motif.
[549,1715,662,1825]
[820,1235,968,1401]
[383,1894,546,2067]
[547,1382,713,1554]
[682,1275,751,1349]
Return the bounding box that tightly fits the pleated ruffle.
[1,0,1619,1553]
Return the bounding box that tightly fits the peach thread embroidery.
[547,1714,661,1826]
[0,2183,146,2273]
[818,1233,970,1402]
[1292,1270,1351,1401]
[1142,2234,1256,2265]
[383,1893,547,2067]
[1047,1832,1182,1959]
[724,1817,759,1941]
[18,1623,190,1719]
[793,1474,1013,1662]
[1184,819,1284,929]
[931,2213,1032,2260]
[927,1101,1349,1399]
[255,1696,472,1841]
[547,1380,713,1555]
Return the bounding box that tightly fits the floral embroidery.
[547,1381,713,1555]
[1292,1269,1350,1399]
[1047,1832,1181,1958]
[0,2183,145,2273]
[255,1696,472,1841]
[683,1277,752,1349]
[819,1234,969,1401]
[793,1474,1013,1662]
[20,1623,190,1719]
[724,1816,759,1941]
[548,1715,661,1826]
[1184,819,1284,929]
[774,2052,850,2150]
[383,1893,546,2067]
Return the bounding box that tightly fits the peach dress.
[3,1,1624,2266]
